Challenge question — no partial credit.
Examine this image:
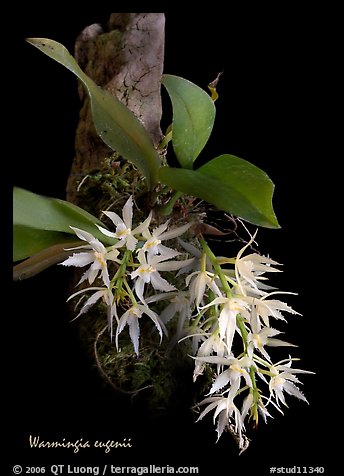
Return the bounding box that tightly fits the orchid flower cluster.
[61,195,312,451]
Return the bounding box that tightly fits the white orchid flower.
[247,326,297,361]
[194,355,253,399]
[246,294,301,327]
[268,358,314,407]
[142,220,192,255]
[160,292,191,325]
[131,249,194,303]
[193,332,227,382]
[116,303,167,356]
[197,395,244,444]
[159,293,193,346]
[61,227,120,288]
[247,304,297,360]
[97,195,152,251]
[176,239,202,276]
[237,253,281,290]
[67,286,118,338]
[200,296,250,354]
[234,231,281,295]
[186,270,222,308]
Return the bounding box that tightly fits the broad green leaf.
[27,38,160,189]
[158,154,280,228]
[13,225,79,262]
[13,187,109,235]
[13,187,116,261]
[162,74,216,169]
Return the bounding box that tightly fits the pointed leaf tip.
[158,154,280,228]
[27,38,160,189]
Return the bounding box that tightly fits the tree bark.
[64,13,175,406]
[66,13,165,206]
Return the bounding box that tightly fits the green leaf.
[13,187,110,236]
[162,74,216,169]
[158,154,280,228]
[13,225,79,262]
[26,38,160,189]
[13,187,116,261]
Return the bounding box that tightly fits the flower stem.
[236,314,248,353]
[201,251,207,273]
[112,250,131,289]
[158,190,183,216]
[158,130,172,150]
[200,236,251,352]
[124,278,137,306]
[249,366,260,425]
[199,236,232,297]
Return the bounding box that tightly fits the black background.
[7,3,338,475]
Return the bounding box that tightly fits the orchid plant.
[13,38,313,452]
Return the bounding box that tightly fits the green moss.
[72,157,214,415]
[75,155,147,219]
[76,301,212,415]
